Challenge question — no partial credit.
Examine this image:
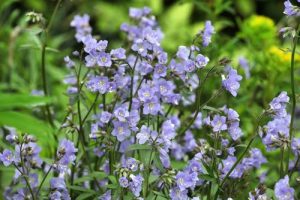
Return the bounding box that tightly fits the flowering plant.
[0,1,300,200]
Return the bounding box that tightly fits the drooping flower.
[283,1,300,16]
[170,187,189,200]
[175,171,198,191]
[238,56,250,79]
[274,175,294,200]
[136,125,151,144]
[57,139,77,166]
[269,91,289,117]
[222,66,242,97]
[128,174,144,197]
[202,21,215,47]
[195,54,209,68]
[50,177,71,200]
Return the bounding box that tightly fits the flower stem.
[40,0,62,140]
[129,56,139,111]
[36,165,53,195]
[286,24,300,174]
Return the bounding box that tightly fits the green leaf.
[0,111,54,146]
[202,106,221,113]
[108,175,117,185]
[0,93,52,110]
[76,192,96,200]
[127,144,152,151]
[74,172,108,184]
[106,184,118,189]
[199,174,217,183]
[69,186,94,193]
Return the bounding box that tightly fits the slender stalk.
[13,163,35,200]
[289,155,300,176]
[81,93,100,125]
[180,88,223,135]
[36,165,53,195]
[40,0,63,129]
[286,25,300,173]
[129,56,139,111]
[280,147,284,178]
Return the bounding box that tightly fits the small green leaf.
[74,172,108,184]
[0,93,52,110]
[0,111,54,146]
[199,174,217,183]
[69,186,94,193]
[76,192,96,200]
[127,144,152,151]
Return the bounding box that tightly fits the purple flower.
[125,157,139,171]
[292,138,300,156]
[138,85,155,102]
[114,105,129,122]
[269,91,289,117]
[154,64,167,78]
[143,97,161,115]
[86,76,110,94]
[112,121,131,142]
[0,149,14,166]
[228,122,243,141]
[170,187,189,200]
[129,174,144,197]
[57,139,77,166]
[211,115,227,132]
[261,115,290,151]
[64,56,75,68]
[110,48,126,59]
[183,60,196,73]
[175,171,198,191]
[50,177,70,200]
[85,51,98,67]
[99,190,111,200]
[70,14,92,42]
[96,40,108,51]
[222,66,242,97]
[242,148,267,169]
[119,177,129,188]
[159,148,170,168]
[100,111,112,124]
[136,125,151,144]
[195,54,209,68]
[219,156,245,178]
[97,52,112,67]
[284,1,300,16]
[274,175,294,200]
[176,46,190,61]
[202,21,215,47]
[238,56,250,79]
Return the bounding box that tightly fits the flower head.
[274,175,294,200]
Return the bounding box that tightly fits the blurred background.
[1,0,299,197]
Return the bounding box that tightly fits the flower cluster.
[1,2,299,200]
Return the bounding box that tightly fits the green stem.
[128,56,139,111]
[280,147,284,178]
[36,165,53,195]
[286,25,300,174]
[13,163,36,200]
[40,0,62,139]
